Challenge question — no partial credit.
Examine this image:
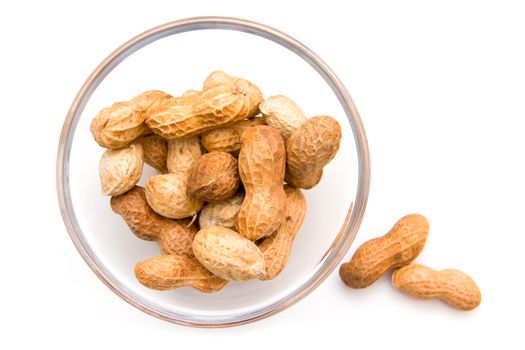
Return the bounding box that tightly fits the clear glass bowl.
[56,16,370,327]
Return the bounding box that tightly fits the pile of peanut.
[339,214,482,311]
[91,71,341,292]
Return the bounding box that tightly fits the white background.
[1,0,524,348]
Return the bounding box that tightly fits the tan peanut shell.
[392,264,481,311]
[203,71,263,118]
[192,226,265,281]
[129,90,173,115]
[90,90,172,149]
[187,152,240,202]
[182,90,200,97]
[135,134,167,173]
[339,214,429,289]
[200,117,266,153]
[199,192,244,230]
[91,102,148,149]
[259,95,307,139]
[146,82,262,139]
[110,186,195,257]
[135,255,227,293]
[258,186,306,280]
[286,116,342,189]
[166,137,202,174]
[237,126,287,241]
[145,173,203,219]
[99,144,143,196]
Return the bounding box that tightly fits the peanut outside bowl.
[56,16,370,327]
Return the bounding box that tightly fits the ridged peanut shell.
[192,226,265,281]
[258,186,306,280]
[187,152,240,202]
[129,90,173,115]
[200,117,266,153]
[260,95,307,139]
[237,126,286,241]
[145,173,203,219]
[110,186,195,257]
[91,102,148,149]
[99,144,143,196]
[339,214,429,289]
[134,255,227,293]
[203,71,263,118]
[135,134,167,173]
[166,137,202,174]
[199,192,244,230]
[146,84,252,139]
[286,115,342,189]
[392,264,481,311]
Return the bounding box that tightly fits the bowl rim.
[56,16,370,328]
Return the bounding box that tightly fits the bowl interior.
[64,24,363,325]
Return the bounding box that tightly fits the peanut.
[259,95,307,139]
[339,214,429,288]
[285,116,342,189]
[145,173,203,219]
[258,185,306,280]
[187,152,240,202]
[143,136,203,219]
[135,134,167,173]
[129,90,173,115]
[110,186,195,257]
[90,90,172,149]
[192,226,265,281]
[146,74,263,139]
[199,192,244,230]
[203,70,263,118]
[166,137,202,174]
[392,264,481,311]
[135,255,227,293]
[200,117,266,153]
[236,125,287,241]
[99,144,143,196]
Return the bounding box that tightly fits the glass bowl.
[56,16,370,327]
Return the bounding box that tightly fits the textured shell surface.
[166,137,202,174]
[145,173,203,219]
[135,134,167,173]
[99,143,143,196]
[392,264,481,311]
[260,95,307,139]
[134,255,227,292]
[200,117,266,153]
[192,226,265,281]
[258,186,306,280]
[110,186,195,257]
[91,102,147,148]
[187,151,240,202]
[236,125,287,240]
[199,192,245,230]
[285,115,342,189]
[339,214,429,289]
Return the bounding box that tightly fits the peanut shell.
[145,173,203,219]
[192,226,265,281]
[392,264,481,311]
[187,152,240,202]
[110,186,195,257]
[199,192,245,230]
[99,143,143,196]
[236,126,287,241]
[135,255,227,293]
[286,115,342,189]
[260,95,307,139]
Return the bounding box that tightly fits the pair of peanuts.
[339,214,481,311]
